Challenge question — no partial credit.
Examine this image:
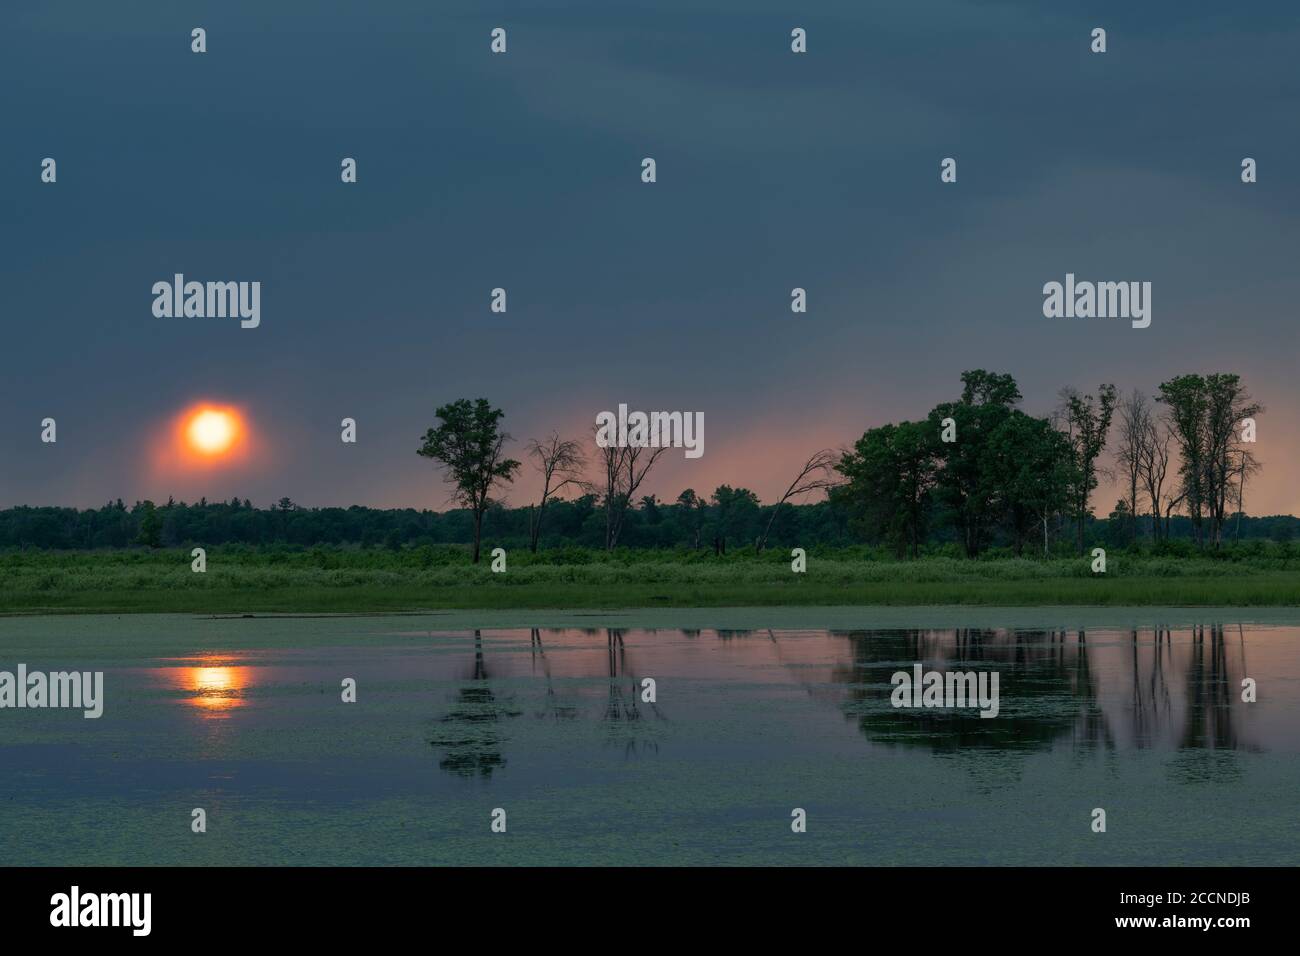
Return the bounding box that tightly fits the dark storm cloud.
[1,1,1296,512]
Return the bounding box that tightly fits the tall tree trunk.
[529,500,549,553]
[757,505,781,554]
[1130,475,1139,544]
[1234,463,1245,545]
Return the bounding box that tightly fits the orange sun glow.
[183,406,243,458]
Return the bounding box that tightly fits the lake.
[2,609,1297,866]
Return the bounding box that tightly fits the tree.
[1137,416,1178,542]
[1202,374,1262,547]
[1114,389,1152,545]
[1157,373,1262,548]
[675,489,707,549]
[418,399,521,563]
[134,500,162,549]
[1060,384,1117,554]
[1232,448,1262,545]
[708,485,760,554]
[273,496,296,541]
[928,370,1022,557]
[755,449,840,553]
[835,421,936,558]
[591,437,665,551]
[1157,375,1209,547]
[525,432,585,552]
[987,411,1072,557]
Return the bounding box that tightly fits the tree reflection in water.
[818,625,1254,781]
[530,627,579,723]
[602,628,666,758]
[429,629,521,779]
[428,624,1256,784]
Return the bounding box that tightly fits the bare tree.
[755,449,841,553]
[1114,390,1152,545]
[590,435,666,550]
[1231,448,1262,545]
[1137,416,1176,542]
[525,432,585,552]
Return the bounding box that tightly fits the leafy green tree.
[1158,373,1262,549]
[987,412,1071,556]
[675,489,707,549]
[418,399,521,563]
[927,370,1022,557]
[1105,499,1133,549]
[835,421,935,557]
[639,494,662,525]
[134,500,162,549]
[1202,374,1262,547]
[1156,375,1208,546]
[708,485,759,554]
[1059,384,1117,554]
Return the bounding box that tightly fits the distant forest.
[2,496,1296,554]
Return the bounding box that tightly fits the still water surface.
[2,614,1297,865]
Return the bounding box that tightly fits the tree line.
[409,372,1267,562]
[0,370,1282,557]
[2,494,1294,554]
[833,369,1264,558]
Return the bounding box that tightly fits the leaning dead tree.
[755,449,842,552]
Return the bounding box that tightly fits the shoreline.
[4,605,1300,632]
[3,575,1298,615]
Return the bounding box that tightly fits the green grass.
[1,544,1297,612]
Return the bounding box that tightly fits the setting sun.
[152,400,257,476]
[184,407,242,457]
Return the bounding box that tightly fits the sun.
[184,407,241,457]
[153,401,255,475]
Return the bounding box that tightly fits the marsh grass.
[1,544,1296,612]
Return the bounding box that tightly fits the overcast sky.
[2,0,1297,515]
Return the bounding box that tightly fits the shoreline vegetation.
[2,544,1297,614]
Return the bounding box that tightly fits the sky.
[2,0,1297,515]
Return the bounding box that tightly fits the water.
[2,611,1298,866]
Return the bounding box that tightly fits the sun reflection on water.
[165,656,252,715]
